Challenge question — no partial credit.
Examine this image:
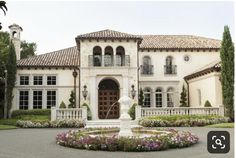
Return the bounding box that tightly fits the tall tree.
[220,26,234,121]
[138,88,144,106]
[5,42,16,118]
[180,85,188,107]
[20,41,37,59]
[0,1,7,30]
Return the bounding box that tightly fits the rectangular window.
[33,76,43,85]
[47,90,56,109]
[155,93,162,107]
[33,90,42,109]
[47,76,56,85]
[19,90,29,110]
[20,76,29,85]
[144,93,151,107]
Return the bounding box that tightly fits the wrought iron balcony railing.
[88,55,130,67]
[164,65,177,75]
[140,65,154,75]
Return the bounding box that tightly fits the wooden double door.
[98,79,119,119]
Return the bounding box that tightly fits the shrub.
[59,101,66,108]
[128,103,137,120]
[11,109,50,118]
[139,115,230,127]
[204,100,212,107]
[16,119,85,128]
[68,90,75,108]
[82,103,92,120]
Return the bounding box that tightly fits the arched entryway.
[98,79,120,119]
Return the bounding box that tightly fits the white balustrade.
[51,107,87,121]
[135,106,224,119]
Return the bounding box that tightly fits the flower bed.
[139,115,230,127]
[16,120,85,128]
[56,128,199,152]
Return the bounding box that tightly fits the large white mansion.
[10,24,223,120]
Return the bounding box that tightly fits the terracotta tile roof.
[184,59,221,80]
[17,46,79,68]
[76,29,142,40]
[140,35,221,49]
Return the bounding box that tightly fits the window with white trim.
[20,76,29,85]
[33,90,42,109]
[47,90,56,109]
[33,76,43,85]
[155,88,162,107]
[144,88,151,107]
[19,90,29,110]
[167,87,174,107]
[47,76,56,85]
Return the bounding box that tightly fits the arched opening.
[104,46,114,66]
[167,87,174,107]
[143,87,151,107]
[93,46,102,66]
[155,88,163,107]
[98,79,120,119]
[12,31,17,38]
[116,46,125,66]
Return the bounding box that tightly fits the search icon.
[215,139,222,146]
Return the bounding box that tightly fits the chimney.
[8,24,23,60]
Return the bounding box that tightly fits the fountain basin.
[56,127,199,152]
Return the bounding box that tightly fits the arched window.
[116,46,125,66]
[155,88,162,107]
[167,87,174,107]
[104,46,113,66]
[143,88,151,107]
[142,56,152,74]
[93,46,102,66]
[165,56,176,74]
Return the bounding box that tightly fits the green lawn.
[0,124,17,130]
[0,115,50,126]
[206,123,234,128]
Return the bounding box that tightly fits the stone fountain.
[118,93,133,137]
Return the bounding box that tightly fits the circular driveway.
[0,127,233,158]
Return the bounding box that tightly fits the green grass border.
[0,125,17,130]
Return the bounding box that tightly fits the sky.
[0,1,235,55]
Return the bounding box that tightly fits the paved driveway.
[0,127,234,158]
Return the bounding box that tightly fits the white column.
[28,89,33,109]
[42,89,47,109]
[123,76,129,96]
[163,91,167,107]
[152,91,156,107]
[90,76,97,120]
[51,107,57,121]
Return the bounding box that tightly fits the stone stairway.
[85,119,140,128]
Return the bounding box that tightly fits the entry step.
[85,119,140,128]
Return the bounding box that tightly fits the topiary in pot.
[128,103,137,120]
[204,100,212,107]
[59,101,66,108]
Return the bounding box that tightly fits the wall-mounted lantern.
[131,84,136,99]
[82,85,88,100]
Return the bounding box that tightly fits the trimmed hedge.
[11,109,51,118]
[139,115,230,127]
[16,119,85,128]
[128,103,137,120]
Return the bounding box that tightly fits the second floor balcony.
[140,65,154,75]
[88,55,130,67]
[164,65,177,75]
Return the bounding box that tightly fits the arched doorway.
[98,79,119,119]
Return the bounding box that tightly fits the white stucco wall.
[139,50,220,107]
[188,72,222,107]
[12,68,79,111]
[79,39,139,119]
